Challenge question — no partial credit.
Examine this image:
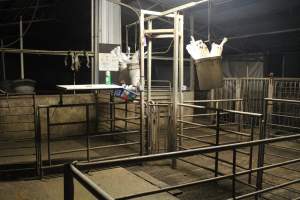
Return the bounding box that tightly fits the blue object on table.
[114,88,137,101]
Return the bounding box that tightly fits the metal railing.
[177,101,263,180]
[36,99,141,177]
[265,98,300,135]
[64,133,300,200]
[205,78,300,127]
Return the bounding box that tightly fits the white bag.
[210,37,228,57]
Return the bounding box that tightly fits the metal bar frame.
[139,10,184,161]
[37,100,141,177]
[63,134,300,200]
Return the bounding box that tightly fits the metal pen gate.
[210,77,300,129]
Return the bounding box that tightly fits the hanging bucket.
[194,56,223,90]
[128,63,140,87]
[118,62,130,85]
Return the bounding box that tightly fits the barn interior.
[0,0,300,199]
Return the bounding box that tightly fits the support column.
[125,25,129,52]
[267,78,274,136]
[91,0,95,84]
[147,20,152,102]
[235,79,242,131]
[139,11,145,156]
[64,164,74,200]
[210,89,215,123]
[94,0,99,84]
[170,13,180,168]
[189,16,195,91]
[178,15,184,149]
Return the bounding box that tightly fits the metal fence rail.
[64,134,300,200]
[265,98,300,135]
[208,78,300,127]
[177,102,262,180]
[36,99,141,177]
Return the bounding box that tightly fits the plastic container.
[12,79,36,93]
[194,56,223,90]
[105,71,112,85]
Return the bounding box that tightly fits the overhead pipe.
[127,0,209,28]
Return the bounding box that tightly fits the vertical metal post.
[147,20,152,102]
[232,148,237,199]
[112,95,115,131]
[281,55,285,77]
[145,20,152,154]
[19,16,24,79]
[248,116,254,184]
[59,92,64,105]
[110,92,113,132]
[139,11,145,156]
[135,24,138,52]
[208,0,212,43]
[64,164,74,200]
[0,40,6,81]
[256,114,266,199]
[91,0,95,84]
[125,103,128,130]
[210,89,215,123]
[215,110,220,177]
[125,102,128,143]
[267,79,273,137]
[178,15,184,149]
[73,72,76,94]
[125,25,129,53]
[236,79,242,132]
[46,107,51,166]
[34,105,40,177]
[189,16,194,91]
[94,0,99,83]
[36,107,43,178]
[170,13,180,168]
[86,105,90,162]
[94,93,99,132]
[32,95,39,177]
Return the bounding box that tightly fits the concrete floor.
[0,126,299,200]
[0,167,179,200]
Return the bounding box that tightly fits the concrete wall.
[0,91,194,139]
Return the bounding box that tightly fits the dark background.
[1,0,300,92]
